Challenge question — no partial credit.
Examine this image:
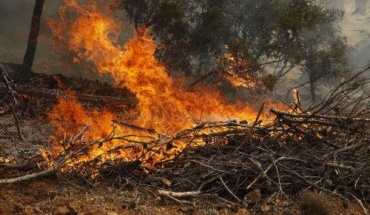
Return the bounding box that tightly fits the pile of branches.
[144,109,369,207]
[0,63,136,117]
[99,70,370,211]
[0,67,369,212]
[141,70,369,211]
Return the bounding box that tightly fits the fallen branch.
[157,190,201,198]
[271,108,370,123]
[0,166,56,184]
[219,176,247,208]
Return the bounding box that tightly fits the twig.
[0,63,23,140]
[112,120,157,134]
[188,160,228,174]
[0,165,56,184]
[278,164,349,202]
[234,102,265,152]
[245,157,303,190]
[189,70,216,87]
[10,105,23,141]
[347,192,369,215]
[219,176,247,208]
[157,190,201,198]
[324,162,355,172]
[271,108,370,122]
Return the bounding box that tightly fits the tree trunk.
[22,0,45,75]
[309,74,316,103]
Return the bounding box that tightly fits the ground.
[0,66,368,214]
[0,116,367,215]
[0,174,365,215]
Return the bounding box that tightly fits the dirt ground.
[0,174,366,215]
[0,116,367,215]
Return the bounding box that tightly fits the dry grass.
[299,191,333,215]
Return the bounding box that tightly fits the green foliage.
[115,0,348,98]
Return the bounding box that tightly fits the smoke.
[0,0,62,73]
[323,0,370,68]
[0,0,134,80]
[0,0,367,92]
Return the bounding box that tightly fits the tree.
[116,0,348,101]
[115,0,232,76]
[22,0,45,75]
[276,0,347,101]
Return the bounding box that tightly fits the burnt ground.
[0,63,368,215]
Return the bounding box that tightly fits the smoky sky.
[0,0,134,79]
[323,0,370,67]
[0,1,62,73]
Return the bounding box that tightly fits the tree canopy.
[115,0,348,101]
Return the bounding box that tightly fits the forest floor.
[0,116,366,215]
[0,64,368,215]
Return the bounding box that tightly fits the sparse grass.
[298,191,333,215]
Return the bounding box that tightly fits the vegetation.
[115,0,348,101]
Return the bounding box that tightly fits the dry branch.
[157,190,201,198]
[1,69,368,213]
[0,166,56,184]
[0,63,23,140]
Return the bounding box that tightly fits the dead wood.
[0,63,23,140]
[0,83,136,107]
[157,190,201,198]
[0,68,369,214]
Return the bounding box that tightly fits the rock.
[54,206,70,215]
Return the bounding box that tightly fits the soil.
[0,64,368,215]
[0,170,366,215]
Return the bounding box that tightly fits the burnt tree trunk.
[22,0,45,75]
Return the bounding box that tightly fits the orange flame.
[47,0,278,167]
[220,48,262,88]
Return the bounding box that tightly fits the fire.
[220,48,262,89]
[46,0,278,167]
[0,156,12,164]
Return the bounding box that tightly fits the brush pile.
[103,70,370,210]
[0,63,369,212]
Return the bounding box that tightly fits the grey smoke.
[323,0,370,67]
[0,1,62,74]
[0,0,133,80]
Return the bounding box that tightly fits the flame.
[0,156,12,164]
[220,48,262,88]
[46,0,278,167]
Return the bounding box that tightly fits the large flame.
[47,0,277,167]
